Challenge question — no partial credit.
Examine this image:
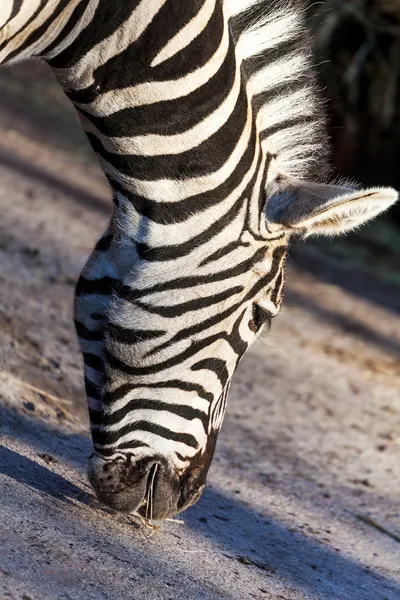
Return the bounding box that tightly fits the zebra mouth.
[88,448,215,521]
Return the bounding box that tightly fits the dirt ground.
[0,62,399,600]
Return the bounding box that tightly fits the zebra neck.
[0,0,93,64]
[48,1,269,250]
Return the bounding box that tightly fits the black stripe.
[105,332,226,376]
[41,0,91,56]
[99,398,208,431]
[241,246,287,304]
[104,380,213,405]
[136,182,252,262]
[243,37,305,76]
[85,84,248,181]
[66,0,222,102]
[0,0,45,54]
[92,421,199,449]
[226,309,248,359]
[229,0,298,41]
[48,0,142,68]
[89,408,104,426]
[107,323,165,344]
[191,358,230,388]
[74,41,237,138]
[200,241,248,267]
[5,0,68,62]
[75,276,119,297]
[229,0,267,40]
[4,0,23,25]
[91,312,106,321]
[94,235,113,252]
[252,78,313,117]
[83,352,104,372]
[136,286,243,318]
[75,320,103,341]
[145,302,241,357]
[270,269,284,306]
[106,309,251,379]
[107,120,258,225]
[85,376,102,399]
[118,248,266,299]
[94,441,150,457]
[260,113,316,142]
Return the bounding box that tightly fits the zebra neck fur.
[46,0,326,252]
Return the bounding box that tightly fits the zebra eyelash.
[248,304,273,333]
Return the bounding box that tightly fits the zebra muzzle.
[87,430,219,519]
[87,454,181,519]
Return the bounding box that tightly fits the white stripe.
[0,0,81,64]
[73,20,230,115]
[97,409,207,444]
[256,298,279,317]
[0,0,42,44]
[235,11,302,61]
[152,0,217,67]
[44,0,100,60]
[114,138,259,246]
[95,431,200,457]
[249,53,307,99]
[0,0,14,29]
[79,61,242,156]
[58,0,168,90]
[108,386,210,415]
[98,105,253,202]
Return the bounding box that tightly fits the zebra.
[0,0,397,521]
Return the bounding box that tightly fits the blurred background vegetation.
[293,0,400,292]
[309,0,400,217]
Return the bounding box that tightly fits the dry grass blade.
[130,463,161,533]
[147,462,158,523]
[356,513,400,543]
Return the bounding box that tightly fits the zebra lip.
[137,462,181,521]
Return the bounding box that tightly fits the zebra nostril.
[88,454,155,513]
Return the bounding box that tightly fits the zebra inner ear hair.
[265,175,398,237]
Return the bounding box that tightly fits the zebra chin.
[87,434,218,520]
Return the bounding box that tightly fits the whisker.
[148,462,158,523]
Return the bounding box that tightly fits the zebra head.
[0,0,397,522]
[81,176,396,520]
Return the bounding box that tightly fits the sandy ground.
[0,63,400,600]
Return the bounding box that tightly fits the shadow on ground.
[1,400,399,600]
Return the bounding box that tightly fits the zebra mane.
[227,0,330,182]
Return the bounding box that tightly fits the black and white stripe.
[0,1,325,469]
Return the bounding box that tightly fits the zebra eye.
[249,304,272,333]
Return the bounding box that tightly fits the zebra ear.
[266,178,398,237]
